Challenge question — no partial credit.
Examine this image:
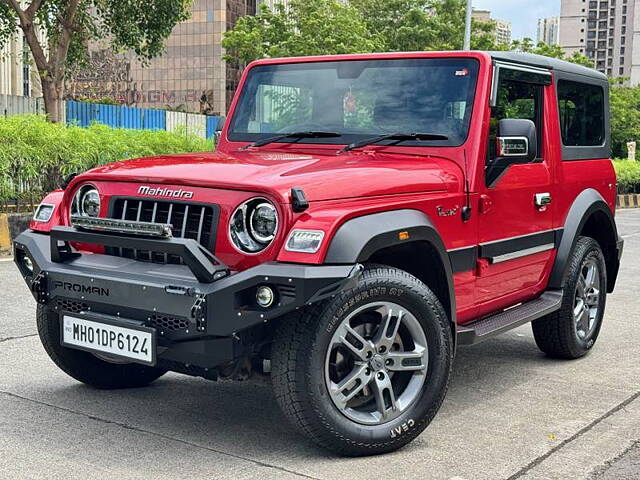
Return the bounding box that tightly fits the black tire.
[271,265,453,456]
[37,305,167,389]
[532,236,607,359]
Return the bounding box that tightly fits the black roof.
[488,51,607,82]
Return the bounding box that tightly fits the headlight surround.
[71,185,101,218]
[229,197,278,253]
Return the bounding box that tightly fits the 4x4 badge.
[437,206,459,217]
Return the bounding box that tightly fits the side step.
[457,290,563,346]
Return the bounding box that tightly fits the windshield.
[228,58,480,148]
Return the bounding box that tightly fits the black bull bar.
[13,227,359,349]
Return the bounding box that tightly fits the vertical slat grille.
[106,198,217,265]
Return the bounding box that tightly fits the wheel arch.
[549,189,620,293]
[325,209,456,333]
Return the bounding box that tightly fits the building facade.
[538,16,560,45]
[68,0,257,115]
[0,33,42,98]
[472,9,513,46]
[560,0,640,83]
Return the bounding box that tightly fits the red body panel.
[36,51,617,326]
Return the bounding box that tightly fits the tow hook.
[31,271,48,304]
[191,294,207,332]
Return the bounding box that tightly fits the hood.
[78,149,462,202]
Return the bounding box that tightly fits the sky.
[472,0,560,41]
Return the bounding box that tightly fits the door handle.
[535,193,552,208]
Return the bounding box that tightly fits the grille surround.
[105,197,220,264]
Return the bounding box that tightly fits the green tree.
[0,0,192,123]
[222,0,383,64]
[350,0,497,52]
[510,38,595,68]
[223,0,498,64]
[609,78,640,158]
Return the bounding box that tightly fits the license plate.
[62,315,155,365]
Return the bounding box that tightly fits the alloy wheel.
[324,301,428,425]
[573,257,601,341]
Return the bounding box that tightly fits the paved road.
[1,210,639,480]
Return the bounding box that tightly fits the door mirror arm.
[486,119,538,187]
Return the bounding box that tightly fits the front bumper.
[14,228,359,370]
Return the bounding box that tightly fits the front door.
[475,66,555,314]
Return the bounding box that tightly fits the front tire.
[532,236,607,359]
[37,305,167,389]
[271,266,453,456]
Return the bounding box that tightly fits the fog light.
[22,255,33,273]
[256,286,275,308]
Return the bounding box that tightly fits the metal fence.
[65,101,167,130]
[0,94,44,117]
[2,94,220,139]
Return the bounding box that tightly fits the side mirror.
[496,118,537,163]
[214,116,226,143]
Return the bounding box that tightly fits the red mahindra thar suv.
[14,51,624,456]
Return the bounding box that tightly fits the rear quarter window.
[557,80,605,148]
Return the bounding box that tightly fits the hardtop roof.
[488,51,607,81]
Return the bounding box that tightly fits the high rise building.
[68,0,257,115]
[472,9,513,46]
[537,16,560,45]
[560,0,639,84]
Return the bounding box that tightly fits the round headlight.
[250,203,277,243]
[229,198,278,254]
[71,186,101,218]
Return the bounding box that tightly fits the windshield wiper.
[239,131,341,151]
[337,132,449,154]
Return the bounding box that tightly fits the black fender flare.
[325,209,456,327]
[549,188,619,292]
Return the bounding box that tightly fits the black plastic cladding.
[325,209,456,328]
[549,188,621,293]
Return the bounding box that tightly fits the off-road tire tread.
[532,236,606,359]
[37,305,166,389]
[271,265,452,456]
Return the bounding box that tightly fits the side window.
[557,80,605,147]
[488,80,544,163]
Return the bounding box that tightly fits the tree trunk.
[41,79,65,123]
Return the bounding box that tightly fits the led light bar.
[70,216,173,238]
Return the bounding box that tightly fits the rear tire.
[37,305,166,389]
[271,265,453,456]
[532,236,607,359]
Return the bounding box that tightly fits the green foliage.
[223,0,593,70]
[0,3,16,43]
[613,160,640,194]
[610,78,640,158]
[222,0,382,64]
[509,38,595,68]
[350,0,496,52]
[0,115,213,205]
[222,0,496,64]
[0,0,192,69]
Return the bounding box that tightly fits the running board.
[457,290,563,345]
